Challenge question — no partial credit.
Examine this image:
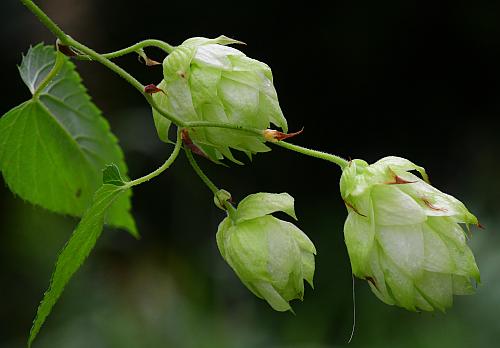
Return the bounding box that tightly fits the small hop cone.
[340,156,480,312]
[216,193,316,311]
[152,36,287,163]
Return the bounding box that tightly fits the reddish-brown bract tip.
[263,128,304,142]
[144,84,166,95]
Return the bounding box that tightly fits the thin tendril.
[348,273,356,344]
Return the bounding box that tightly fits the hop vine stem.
[20,0,348,171]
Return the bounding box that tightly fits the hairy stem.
[33,51,65,98]
[127,128,182,187]
[273,141,349,169]
[184,148,237,219]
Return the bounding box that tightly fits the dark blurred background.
[1,0,500,347]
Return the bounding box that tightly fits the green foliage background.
[1,0,500,347]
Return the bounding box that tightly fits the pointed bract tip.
[263,128,304,142]
[144,84,166,95]
[215,35,246,46]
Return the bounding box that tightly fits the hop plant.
[340,156,480,311]
[3,1,489,343]
[216,192,316,311]
[152,36,288,163]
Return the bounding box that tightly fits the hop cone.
[216,193,316,311]
[340,156,480,311]
[152,36,287,163]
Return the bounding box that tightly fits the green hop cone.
[216,193,316,311]
[152,36,288,163]
[340,156,480,312]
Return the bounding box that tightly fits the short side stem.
[273,141,349,169]
[184,148,237,219]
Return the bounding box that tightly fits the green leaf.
[28,180,129,347]
[102,164,126,186]
[0,44,136,235]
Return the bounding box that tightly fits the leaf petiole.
[74,39,175,61]
[32,50,65,99]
